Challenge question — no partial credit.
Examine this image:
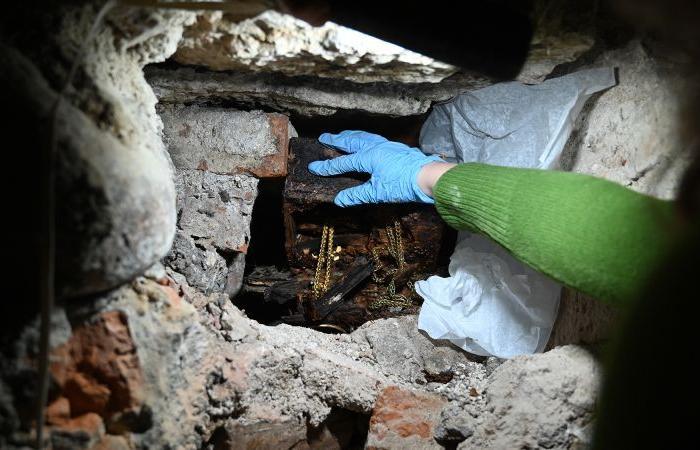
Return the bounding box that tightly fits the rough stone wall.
[54,3,203,298]
[0,273,600,449]
[549,38,691,347]
[560,40,690,199]
[144,7,592,117]
[158,105,293,297]
[0,2,200,298]
[146,65,491,117]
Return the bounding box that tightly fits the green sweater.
[433,163,676,305]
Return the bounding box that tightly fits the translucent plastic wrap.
[416,68,616,358]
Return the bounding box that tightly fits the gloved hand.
[308,130,444,207]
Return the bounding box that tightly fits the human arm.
[309,131,676,305]
[432,163,675,305]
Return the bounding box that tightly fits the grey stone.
[143,262,167,281]
[159,105,286,175]
[1,44,178,298]
[165,170,257,295]
[360,318,425,383]
[483,357,505,377]
[164,6,593,89]
[174,10,457,84]
[165,233,229,295]
[434,402,474,444]
[0,0,202,298]
[146,65,491,117]
[175,170,256,253]
[354,316,475,384]
[560,40,691,200]
[145,3,599,118]
[459,346,600,449]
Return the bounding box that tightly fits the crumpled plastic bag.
[416,67,616,358]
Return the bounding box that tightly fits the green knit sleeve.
[433,163,675,305]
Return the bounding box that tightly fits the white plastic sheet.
[416,67,616,358]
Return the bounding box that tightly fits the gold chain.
[312,225,328,298]
[312,225,339,299]
[310,221,414,310]
[385,221,406,269]
[368,278,414,310]
[369,220,414,310]
[325,226,335,293]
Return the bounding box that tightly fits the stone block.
[356,316,475,385]
[173,10,456,84]
[146,64,490,117]
[165,170,257,295]
[160,105,290,178]
[1,45,178,299]
[459,345,600,449]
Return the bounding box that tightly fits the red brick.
[50,412,105,450]
[46,397,71,425]
[50,311,144,422]
[366,386,446,450]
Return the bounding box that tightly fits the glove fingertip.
[333,193,349,207]
[307,160,325,175]
[318,133,334,145]
[336,187,364,207]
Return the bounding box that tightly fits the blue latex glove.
[308,130,444,207]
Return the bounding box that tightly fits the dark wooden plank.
[310,257,374,322]
[284,137,368,206]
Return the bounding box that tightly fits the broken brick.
[46,397,71,425]
[50,412,105,450]
[50,310,144,424]
[366,386,446,450]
